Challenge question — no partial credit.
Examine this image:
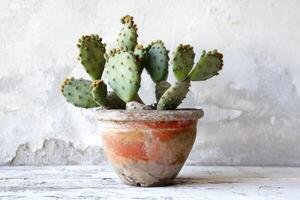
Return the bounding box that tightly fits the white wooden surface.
[0,165,300,200]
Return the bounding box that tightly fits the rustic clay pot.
[97,109,203,187]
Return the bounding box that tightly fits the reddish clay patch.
[152,128,192,142]
[103,134,148,161]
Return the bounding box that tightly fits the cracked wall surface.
[1,0,300,166]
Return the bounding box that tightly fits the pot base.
[120,174,174,187]
[111,160,183,187]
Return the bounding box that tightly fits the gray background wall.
[1,0,300,166]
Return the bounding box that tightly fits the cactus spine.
[61,15,224,111]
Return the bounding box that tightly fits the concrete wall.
[1,0,300,166]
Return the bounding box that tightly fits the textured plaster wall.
[1,0,300,166]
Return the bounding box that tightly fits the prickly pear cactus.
[126,101,153,110]
[117,15,138,51]
[105,49,141,102]
[144,40,169,83]
[173,44,195,81]
[155,81,171,102]
[61,15,224,111]
[189,50,223,81]
[157,80,191,110]
[61,77,98,108]
[77,35,106,80]
[91,80,108,106]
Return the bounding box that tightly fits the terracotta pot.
[97,109,203,187]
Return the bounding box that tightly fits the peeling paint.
[10,139,105,165]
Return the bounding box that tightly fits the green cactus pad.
[172,44,195,81]
[61,77,98,108]
[117,15,138,51]
[77,34,106,80]
[155,81,171,102]
[106,91,126,109]
[133,44,145,74]
[144,40,169,83]
[134,44,145,62]
[157,80,191,110]
[188,50,223,81]
[105,49,141,102]
[126,101,153,110]
[91,80,108,106]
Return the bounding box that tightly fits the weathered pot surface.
[97,109,203,187]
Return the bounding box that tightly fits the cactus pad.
[189,50,223,81]
[126,101,153,110]
[61,77,98,108]
[133,44,145,73]
[155,81,171,102]
[77,34,106,80]
[91,80,108,106]
[157,80,191,110]
[105,49,141,102]
[134,44,145,62]
[172,44,195,81]
[144,40,169,83]
[117,15,138,51]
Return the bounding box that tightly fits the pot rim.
[96,108,204,121]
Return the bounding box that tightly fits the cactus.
[133,44,146,74]
[157,80,191,110]
[61,15,224,111]
[105,49,141,102]
[126,101,153,110]
[61,77,98,108]
[117,15,138,51]
[134,44,145,62]
[91,80,108,106]
[77,35,106,80]
[173,44,195,81]
[189,50,223,81]
[144,40,169,83]
[155,81,171,102]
